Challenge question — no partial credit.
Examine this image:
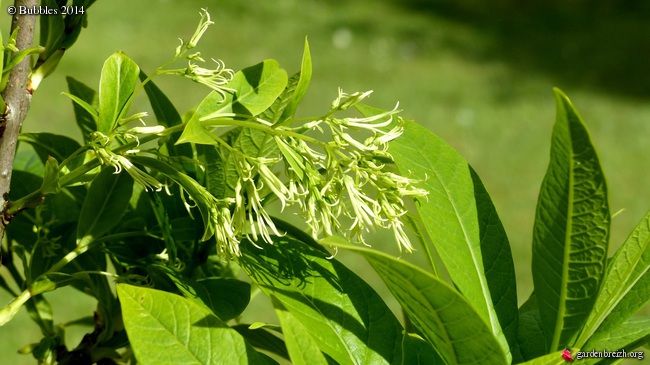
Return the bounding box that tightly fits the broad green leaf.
[205,59,288,118]
[117,284,263,365]
[333,242,508,365]
[65,76,98,143]
[277,37,312,124]
[128,156,217,241]
[577,211,650,347]
[260,73,300,124]
[239,237,416,365]
[581,318,650,365]
[517,294,548,361]
[274,300,328,365]
[383,112,517,360]
[402,334,445,365]
[518,351,569,365]
[18,133,82,165]
[532,89,610,350]
[152,264,251,322]
[97,52,140,134]
[177,60,287,145]
[77,167,134,242]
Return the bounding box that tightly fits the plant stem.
[0,0,38,243]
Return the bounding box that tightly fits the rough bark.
[0,0,39,243]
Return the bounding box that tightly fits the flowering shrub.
[1,4,648,365]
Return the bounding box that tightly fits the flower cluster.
[210,90,428,255]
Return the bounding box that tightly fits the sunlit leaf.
[118,284,265,365]
[381,110,517,360]
[333,241,508,365]
[97,51,139,134]
[532,88,610,351]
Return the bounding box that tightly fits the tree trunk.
[0,0,38,243]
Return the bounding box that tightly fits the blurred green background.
[2,0,649,363]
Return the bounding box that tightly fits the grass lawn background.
[1,0,649,363]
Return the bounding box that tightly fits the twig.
[0,0,38,242]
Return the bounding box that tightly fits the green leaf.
[517,293,548,361]
[177,60,287,145]
[277,37,312,124]
[117,284,264,365]
[77,167,134,242]
[239,237,416,365]
[532,88,610,350]
[128,156,217,241]
[18,133,82,166]
[333,241,508,365]
[274,300,328,365]
[384,113,517,360]
[207,59,288,117]
[581,318,650,365]
[518,350,568,365]
[232,324,290,361]
[66,76,98,142]
[97,51,140,134]
[578,211,650,346]
[152,264,251,322]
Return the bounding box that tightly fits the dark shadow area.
[392,0,650,98]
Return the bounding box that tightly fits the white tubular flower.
[188,8,214,49]
[185,59,235,99]
[331,89,373,111]
[214,203,240,257]
[342,175,378,233]
[113,155,163,192]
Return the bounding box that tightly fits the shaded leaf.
[18,133,82,165]
[517,293,548,361]
[151,264,251,322]
[77,168,134,241]
[232,324,290,361]
[239,237,414,365]
[65,77,98,142]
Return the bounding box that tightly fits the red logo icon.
[562,348,575,362]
